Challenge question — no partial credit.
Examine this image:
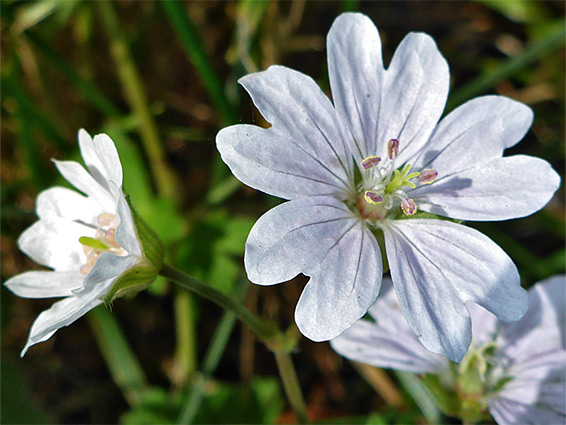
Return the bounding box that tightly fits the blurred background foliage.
[1,1,564,423]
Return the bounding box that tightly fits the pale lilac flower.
[216,12,560,361]
[331,276,566,424]
[5,130,162,356]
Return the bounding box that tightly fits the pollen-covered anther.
[401,198,417,215]
[417,169,438,185]
[387,139,399,160]
[364,190,383,204]
[361,155,381,170]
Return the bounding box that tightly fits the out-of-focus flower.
[331,276,566,424]
[216,12,560,361]
[5,130,163,356]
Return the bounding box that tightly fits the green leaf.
[122,378,283,425]
[121,388,184,425]
[175,211,253,295]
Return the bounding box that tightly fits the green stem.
[395,371,442,424]
[274,350,309,424]
[177,281,247,424]
[97,0,176,198]
[160,264,309,423]
[159,264,277,343]
[174,289,197,384]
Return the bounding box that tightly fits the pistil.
[79,213,127,275]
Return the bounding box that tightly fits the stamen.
[98,213,116,227]
[364,190,383,204]
[361,155,381,170]
[387,139,399,160]
[418,169,438,184]
[401,198,417,215]
[104,228,121,248]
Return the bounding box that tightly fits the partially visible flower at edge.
[216,12,561,362]
[330,276,566,425]
[5,129,163,356]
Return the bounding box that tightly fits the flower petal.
[376,33,449,165]
[239,65,352,177]
[20,296,102,356]
[490,351,566,425]
[383,219,527,362]
[217,124,352,200]
[4,270,84,298]
[53,159,116,211]
[245,197,359,285]
[17,218,92,271]
[411,95,533,173]
[499,275,566,361]
[115,187,141,256]
[327,13,383,160]
[331,280,445,373]
[36,186,103,224]
[294,222,382,342]
[92,133,123,188]
[77,129,108,188]
[413,155,561,221]
[81,252,138,292]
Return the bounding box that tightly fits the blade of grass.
[394,371,442,424]
[177,280,247,424]
[161,0,238,124]
[447,24,566,111]
[97,0,176,199]
[1,73,69,152]
[88,306,148,406]
[24,31,121,117]
[5,56,50,188]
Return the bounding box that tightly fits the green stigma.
[79,236,109,250]
[385,163,421,193]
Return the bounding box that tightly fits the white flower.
[5,129,162,356]
[216,12,561,361]
[330,276,566,425]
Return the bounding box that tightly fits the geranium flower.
[5,130,163,356]
[216,12,561,361]
[330,276,566,424]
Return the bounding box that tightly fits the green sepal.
[103,196,164,304]
[104,262,158,304]
[126,195,164,270]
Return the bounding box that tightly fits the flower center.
[79,213,128,275]
[355,138,437,221]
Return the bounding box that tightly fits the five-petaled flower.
[5,130,163,356]
[216,12,561,361]
[331,276,566,424]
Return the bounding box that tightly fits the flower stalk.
[159,263,309,422]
